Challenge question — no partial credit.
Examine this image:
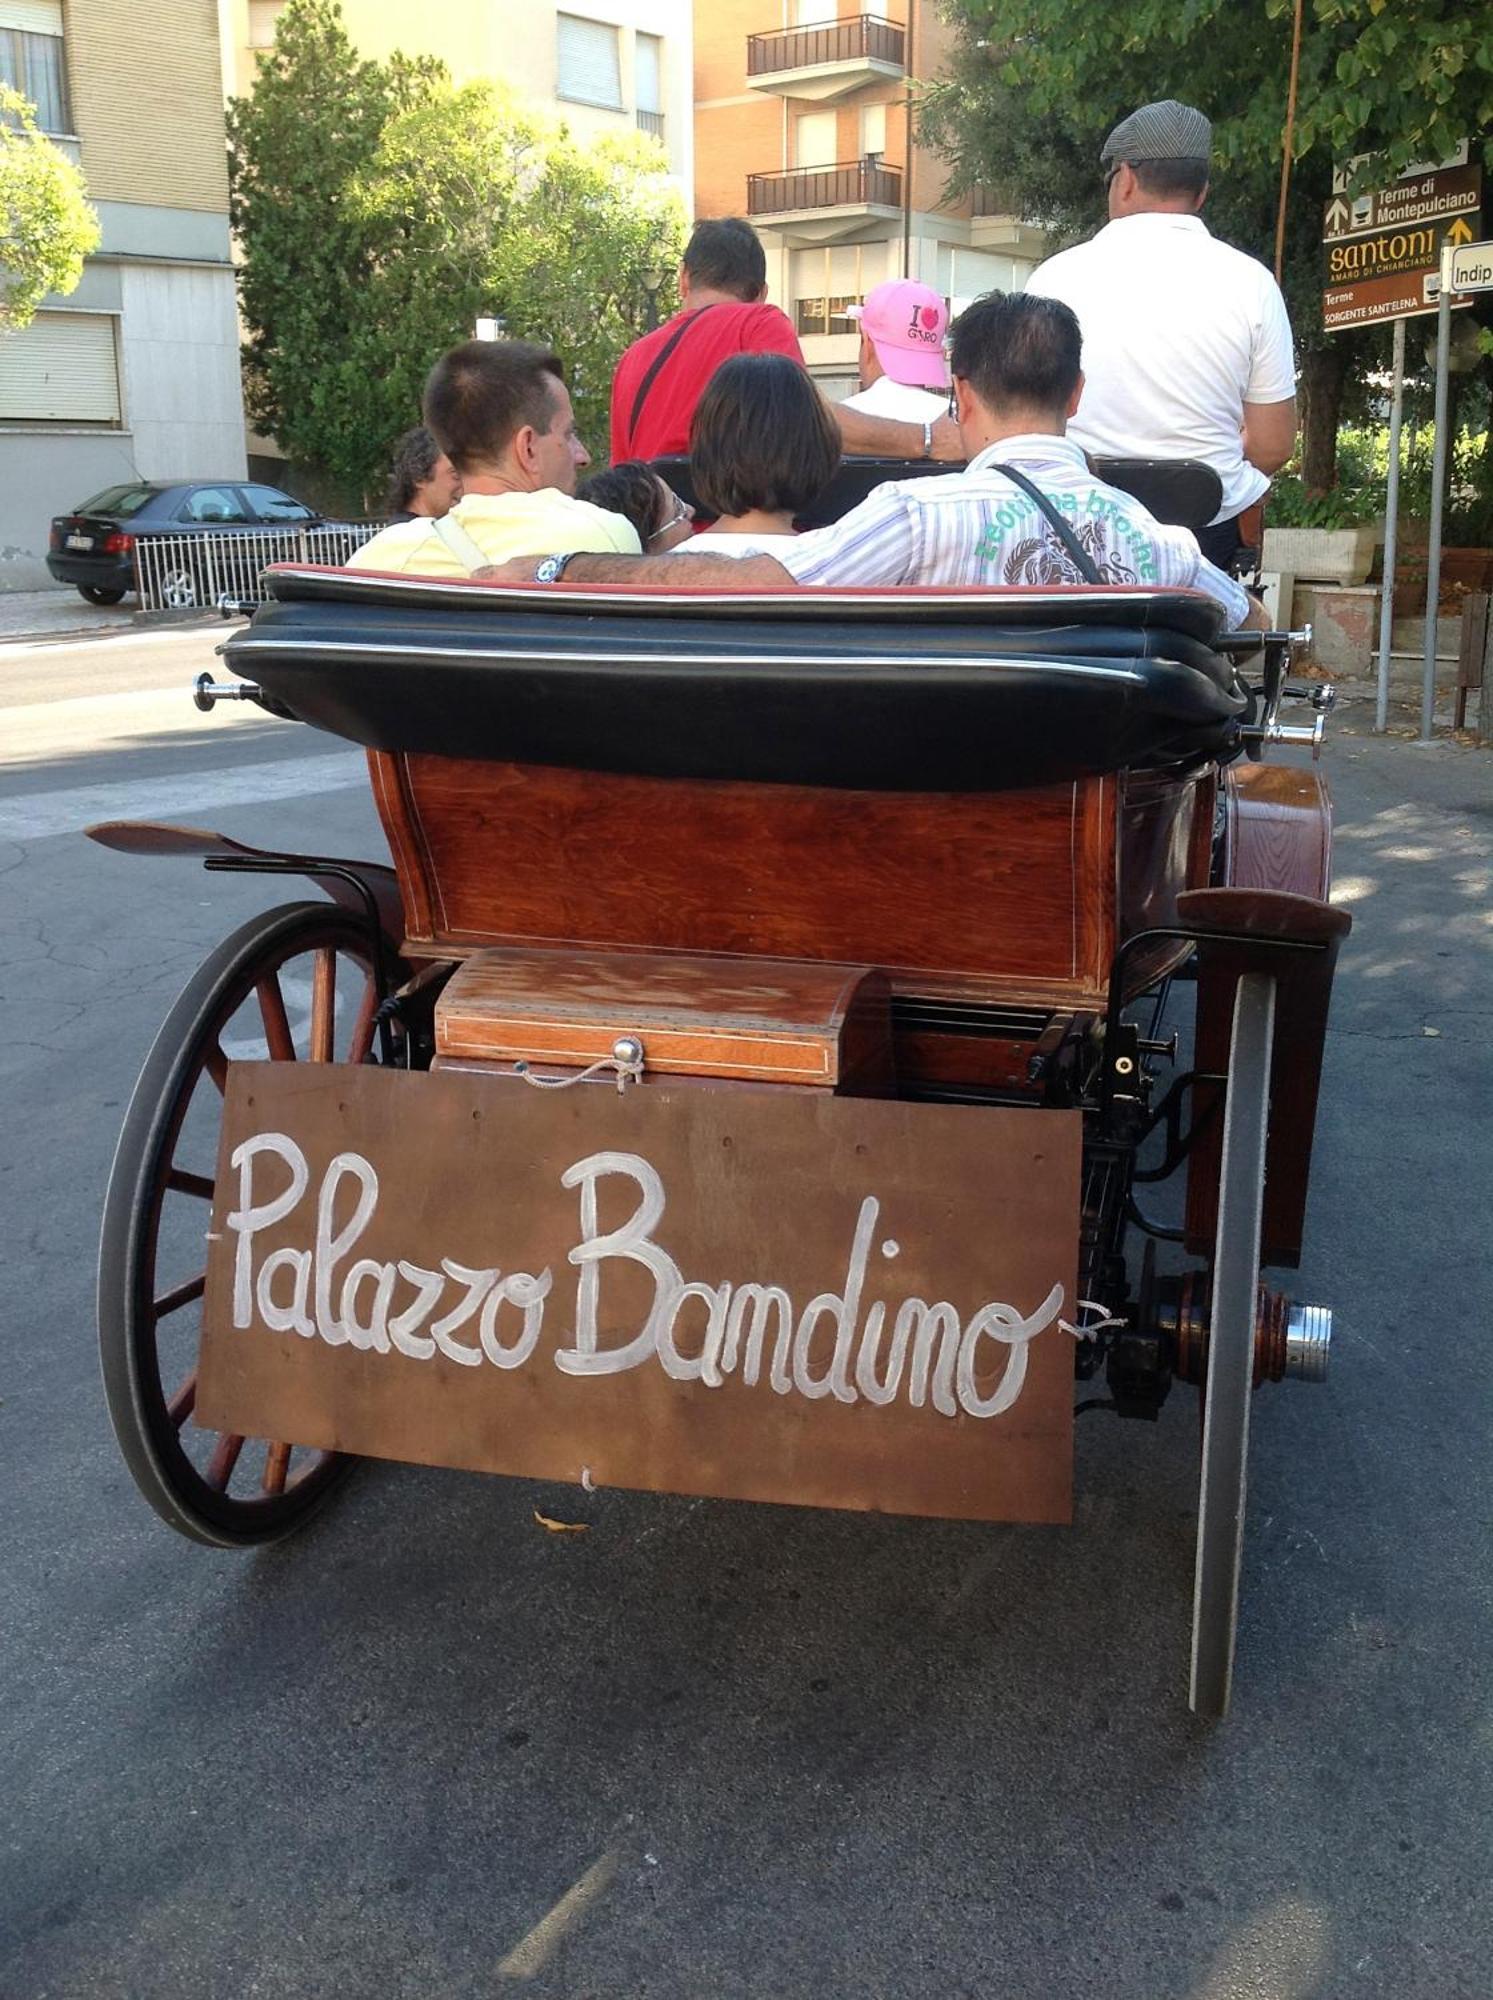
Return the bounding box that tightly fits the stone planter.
[1261,524,1377,586]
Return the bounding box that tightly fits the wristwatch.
[921,420,934,460]
[535,552,576,584]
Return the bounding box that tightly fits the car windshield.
[76,484,157,518]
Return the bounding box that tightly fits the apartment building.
[223,0,693,195]
[695,1,1042,396]
[0,0,245,589]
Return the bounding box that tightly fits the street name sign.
[1448,239,1493,295]
[1323,152,1481,331]
[1323,162,1482,243]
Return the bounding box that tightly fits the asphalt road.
[1,634,1490,1999]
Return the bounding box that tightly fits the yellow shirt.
[346,489,640,575]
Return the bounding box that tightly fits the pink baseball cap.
[847,280,949,389]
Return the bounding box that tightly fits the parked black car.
[46,481,321,604]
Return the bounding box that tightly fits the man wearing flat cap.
[1026,99,1297,572]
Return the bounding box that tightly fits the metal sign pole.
[1418,246,1455,745]
[1375,316,1407,733]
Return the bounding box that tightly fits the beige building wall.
[224,0,694,192]
[69,0,230,210]
[0,0,245,587]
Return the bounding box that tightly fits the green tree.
[495,126,686,457]
[226,0,446,504]
[0,86,100,333]
[924,0,1493,490]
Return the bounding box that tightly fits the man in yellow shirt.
[349,340,640,577]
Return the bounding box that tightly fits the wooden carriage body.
[91,563,1347,1714]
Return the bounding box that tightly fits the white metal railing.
[132,523,385,612]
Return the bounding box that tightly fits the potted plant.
[1261,475,1379,586]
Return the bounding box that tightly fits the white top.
[670,532,800,558]
[839,375,950,425]
[1026,214,1296,521]
[768,432,1250,624]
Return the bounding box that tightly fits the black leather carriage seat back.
[223,566,1250,795]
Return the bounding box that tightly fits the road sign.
[1333,143,1470,193]
[1449,238,1493,294]
[1323,266,1475,332]
[1325,213,1478,286]
[1322,163,1482,244]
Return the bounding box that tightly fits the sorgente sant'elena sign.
[198,1066,1081,1523]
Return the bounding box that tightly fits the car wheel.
[160,567,200,610]
[79,585,127,606]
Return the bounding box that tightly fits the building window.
[861,102,886,158]
[794,110,837,169]
[635,29,663,140]
[556,14,622,111]
[0,311,121,425]
[795,296,860,337]
[0,4,71,136]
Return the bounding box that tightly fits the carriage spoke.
[257,972,297,1062]
[263,1441,292,1495]
[204,1039,229,1094]
[166,1166,214,1201]
[154,1272,206,1320]
[348,970,379,1064]
[205,1432,245,1491]
[167,1373,197,1428]
[310,948,337,1063]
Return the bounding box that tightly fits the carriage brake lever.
[1263,682,1336,759]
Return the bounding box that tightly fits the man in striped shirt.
[487,292,1260,628]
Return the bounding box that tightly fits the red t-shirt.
[610,301,805,460]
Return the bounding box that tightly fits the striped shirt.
[773,434,1250,624]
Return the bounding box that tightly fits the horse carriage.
[90,461,1347,1718]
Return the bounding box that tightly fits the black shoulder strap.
[991,460,1102,583]
[627,304,722,442]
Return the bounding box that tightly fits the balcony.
[747,159,903,246]
[746,14,906,103]
[636,107,665,143]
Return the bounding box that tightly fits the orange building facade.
[694,2,1043,394]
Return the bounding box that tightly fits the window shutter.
[0,313,121,423]
[635,32,661,114]
[0,4,64,34]
[556,15,621,110]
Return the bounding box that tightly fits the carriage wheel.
[98,901,391,1547]
[1189,971,1276,1718]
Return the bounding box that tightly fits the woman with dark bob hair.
[675,352,841,552]
[385,426,460,521]
[576,460,694,550]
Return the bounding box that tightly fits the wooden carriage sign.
[199,1067,1080,1523]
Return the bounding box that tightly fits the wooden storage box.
[433,945,893,1091]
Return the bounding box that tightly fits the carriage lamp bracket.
[201,855,396,1065]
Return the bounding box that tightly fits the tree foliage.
[923,0,1493,490]
[227,0,685,507]
[0,86,100,334]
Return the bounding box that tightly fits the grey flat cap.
[1101,100,1212,165]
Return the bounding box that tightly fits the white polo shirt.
[839,374,950,425]
[1026,214,1296,521]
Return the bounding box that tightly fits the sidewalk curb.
[0,611,226,648]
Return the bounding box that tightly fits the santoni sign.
[199,1066,1082,1522]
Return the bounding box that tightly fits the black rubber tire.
[79,584,127,605]
[1189,971,1276,1719]
[98,901,388,1547]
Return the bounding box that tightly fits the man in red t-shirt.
[611,218,804,460]
[611,216,961,465]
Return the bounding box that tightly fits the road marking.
[0,750,367,842]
